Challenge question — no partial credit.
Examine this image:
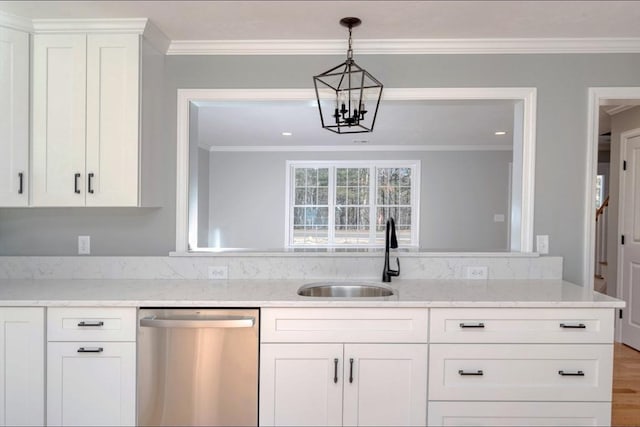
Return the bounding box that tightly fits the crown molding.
[0,11,33,32]
[167,37,640,55]
[32,18,148,34]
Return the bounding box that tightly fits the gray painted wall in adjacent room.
[207,150,511,251]
[4,53,640,284]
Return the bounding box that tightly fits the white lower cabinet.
[46,307,136,427]
[343,344,428,427]
[0,308,45,426]
[260,343,343,426]
[47,342,135,426]
[259,308,429,427]
[427,401,612,426]
[428,308,616,427]
[260,343,427,427]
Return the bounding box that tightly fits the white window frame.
[284,160,421,248]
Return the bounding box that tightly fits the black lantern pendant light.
[313,17,383,134]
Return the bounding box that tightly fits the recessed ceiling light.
[282,132,293,136]
[495,131,507,136]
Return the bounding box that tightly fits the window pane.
[305,188,317,205]
[295,169,305,186]
[318,188,328,205]
[295,188,305,205]
[348,168,359,186]
[347,187,358,205]
[400,168,411,186]
[359,169,370,186]
[318,168,329,186]
[336,168,347,186]
[399,187,411,205]
[293,207,304,225]
[306,169,317,186]
[336,187,347,205]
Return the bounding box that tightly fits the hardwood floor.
[613,342,640,426]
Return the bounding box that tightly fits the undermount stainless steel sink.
[297,282,395,298]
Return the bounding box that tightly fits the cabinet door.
[32,34,87,206]
[47,342,135,426]
[0,28,29,206]
[343,344,427,427]
[85,34,140,207]
[0,308,44,426]
[260,343,343,427]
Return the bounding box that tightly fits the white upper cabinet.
[32,34,87,206]
[0,27,29,207]
[85,34,140,206]
[32,32,142,207]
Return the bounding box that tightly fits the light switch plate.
[208,266,228,280]
[536,235,549,254]
[78,236,90,255]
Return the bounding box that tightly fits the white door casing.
[619,131,640,350]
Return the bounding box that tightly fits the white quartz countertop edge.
[0,279,624,308]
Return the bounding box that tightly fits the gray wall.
[5,53,640,284]
[206,150,510,250]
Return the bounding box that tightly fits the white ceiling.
[2,1,640,40]
[195,100,515,149]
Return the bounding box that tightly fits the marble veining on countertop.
[0,279,623,308]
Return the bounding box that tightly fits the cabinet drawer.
[261,308,428,343]
[430,308,614,343]
[428,344,613,402]
[47,307,136,342]
[428,401,611,426]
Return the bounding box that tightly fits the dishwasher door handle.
[140,316,255,329]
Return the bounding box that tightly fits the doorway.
[587,88,640,349]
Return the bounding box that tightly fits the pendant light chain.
[347,25,353,60]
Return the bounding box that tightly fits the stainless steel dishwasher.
[137,308,259,426]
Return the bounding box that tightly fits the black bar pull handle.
[77,321,104,327]
[460,322,485,328]
[88,173,94,194]
[559,323,586,329]
[333,358,339,384]
[77,347,103,353]
[18,172,23,194]
[458,369,484,376]
[74,173,81,194]
[558,370,585,376]
[349,358,354,383]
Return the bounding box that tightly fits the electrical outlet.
[465,266,488,280]
[493,214,505,223]
[536,235,549,254]
[208,266,228,280]
[78,236,90,255]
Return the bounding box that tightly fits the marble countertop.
[0,278,624,308]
